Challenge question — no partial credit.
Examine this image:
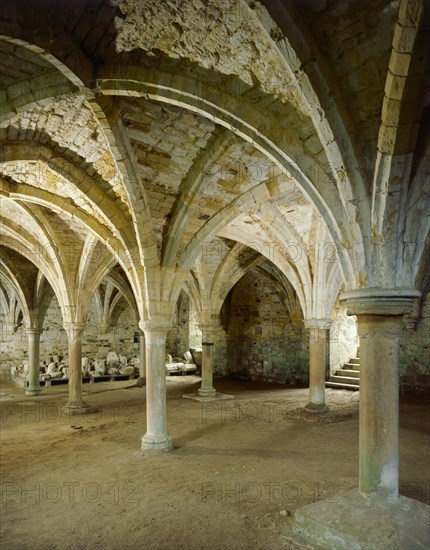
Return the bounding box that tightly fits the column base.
[303,402,329,421]
[291,488,430,549]
[63,402,98,415]
[135,377,146,387]
[183,392,235,403]
[197,387,217,397]
[25,386,43,396]
[141,432,173,451]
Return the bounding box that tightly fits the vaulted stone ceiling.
[0,0,428,321]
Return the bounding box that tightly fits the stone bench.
[89,371,138,383]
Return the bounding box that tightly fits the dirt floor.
[0,376,429,550]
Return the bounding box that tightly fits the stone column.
[100,322,110,335]
[64,322,94,413]
[140,319,172,451]
[341,288,420,498]
[197,323,217,397]
[198,342,216,397]
[139,328,146,379]
[26,327,42,396]
[304,319,331,414]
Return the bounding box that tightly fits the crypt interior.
[0,0,429,549]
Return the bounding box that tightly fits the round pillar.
[26,327,42,396]
[140,319,172,451]
[138,328,146,380]
[304,319,331,414]
[63,322,94,414]
[198,342,216,397]
[341,288,420,498]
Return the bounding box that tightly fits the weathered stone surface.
[293,489,430,549]
[224,266,308,384]
[0,3,429,545]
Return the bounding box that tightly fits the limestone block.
[392,24,418,53]
[106,350,119,368]
[388,51,412,77]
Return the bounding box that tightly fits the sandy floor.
[0,376,429,550]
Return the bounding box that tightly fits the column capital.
[200,322,218,342]
[139,318,171,334]
[63,322,85,329]
[340,288,420,316]
[63,322,85,339]
[304,318,332,330]
[100,322,110,334]
[25,327,42,336]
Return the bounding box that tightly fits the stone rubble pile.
[11,350,141,381]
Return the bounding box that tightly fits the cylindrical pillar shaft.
[63,322,96,414]
[68,323,84,406]
[341,287,419,499]
[198,342,216,397]
[141,321,172,451]
[304,319,331,415]
[307,327,328,408]
[357,314,402,497]
[139,329,146,379]
[26,328,42,396]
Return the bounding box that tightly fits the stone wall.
[82,304,139,361]
[166,291,202,358]
[329,300,359,373]
[222,269,308,384]
[189,307,202,350]
[0,296,139,380]
[399,292,430,379]
[0,321,29,378]
[0,295,68,378]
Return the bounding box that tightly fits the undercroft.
[0,0,429,549]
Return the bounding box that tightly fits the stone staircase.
[326,349,360,390]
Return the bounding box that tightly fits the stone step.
[344,362,360,369]
[335,369,360,378]
[329,375,360,385]
[326,351,361,391]
[325,381,360,390]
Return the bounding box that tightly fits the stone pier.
[198,342,216,397]
[25,327,42,396]
[292,288,430,548]
[303,319,331,417]
[140,319,172,451]
[63,322,96,414]
[183,323,233,403]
